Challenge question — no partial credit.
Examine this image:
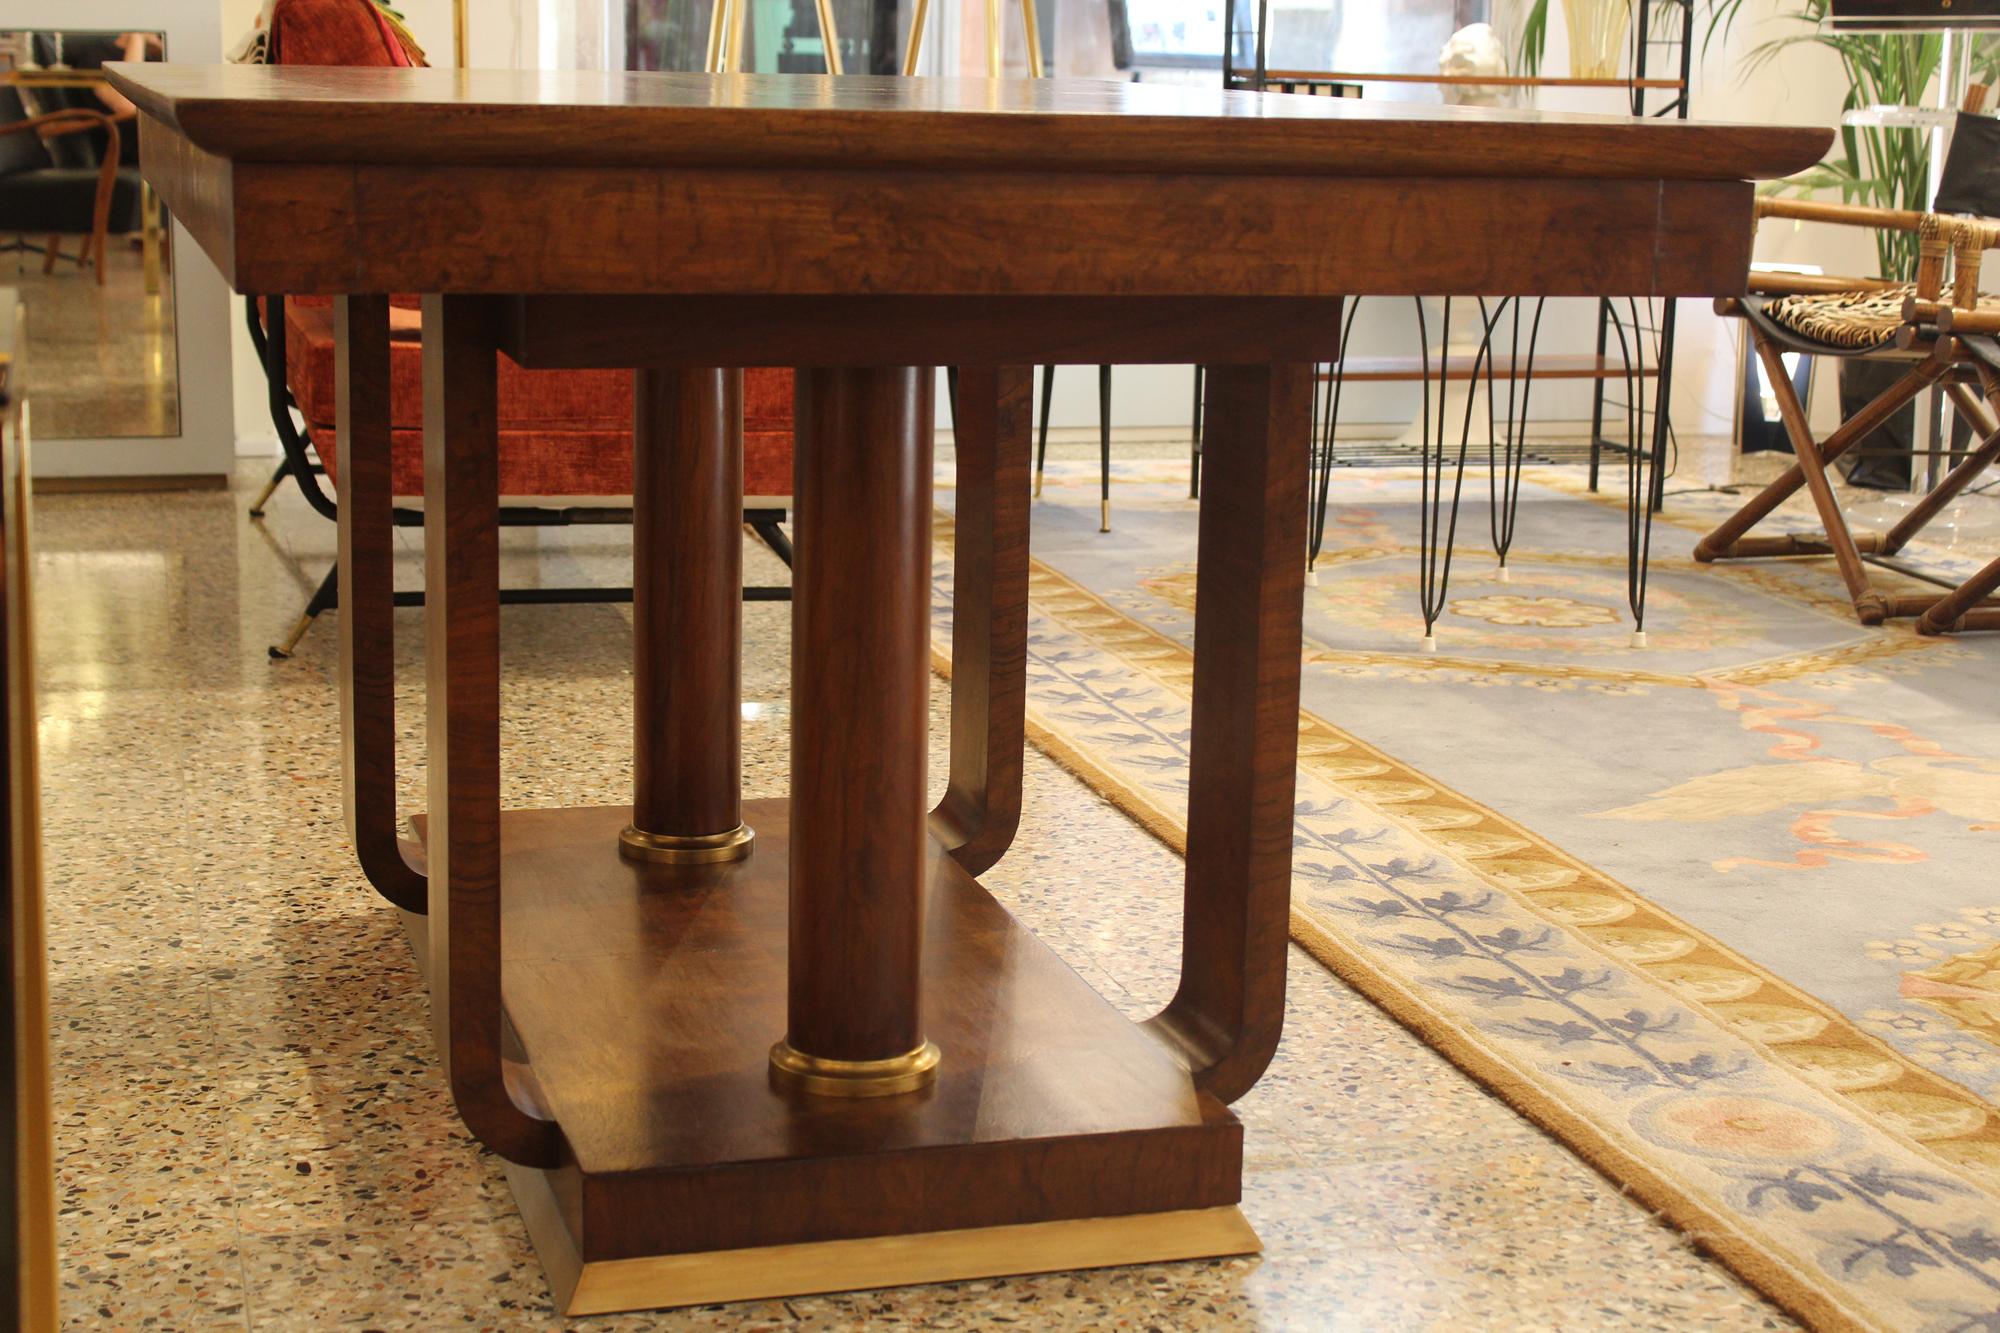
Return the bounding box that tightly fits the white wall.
[1668,0,1866,437]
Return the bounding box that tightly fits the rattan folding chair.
[1696,100,2000,634]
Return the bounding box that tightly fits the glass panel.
[0,29,179,440]
[628,0,913,74]
[1121,1,1229,67]
[1266,0,1469,101]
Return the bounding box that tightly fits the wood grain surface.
[1145,364,1311,1105]
[929,366,1030,877]
[630,368,744,840]
[148,161,1757,300]
[501,296,1352,367]
[438,801,1244,1260]
[787,367,935,1064]
[420,294,562,1168]
[114,65,1819,303]
[105,65,1828,182]
[335,294,428,914]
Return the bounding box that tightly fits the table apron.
[147,137,1749,301]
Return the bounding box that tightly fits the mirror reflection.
[0,28,179,440]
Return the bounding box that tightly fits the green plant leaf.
[1520,0,1550,79]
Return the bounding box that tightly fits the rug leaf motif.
[934,518,2000,1331]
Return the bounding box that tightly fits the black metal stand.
[1228,0,1690,636]
[1586,0,1693,512]
[1032,363,1115,530]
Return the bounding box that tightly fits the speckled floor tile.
[33,457,1796,1330]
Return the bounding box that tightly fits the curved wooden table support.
[336,294,429,914]
[421,294,562,1169]
[930,365,1031,878]
[1142,364,1310,1105]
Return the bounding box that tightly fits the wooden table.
[107,63,1827,1315]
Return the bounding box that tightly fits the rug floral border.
[933,510,2000,1332]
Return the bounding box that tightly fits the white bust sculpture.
[1439,23,1511,108]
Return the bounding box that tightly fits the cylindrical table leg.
[620,367,754,864]
[770,365,940,1098]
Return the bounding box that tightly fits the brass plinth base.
[511,1160,1259,1315]
[768,1038,940,1097]
[618,821,754,864]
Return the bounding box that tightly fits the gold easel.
[904,0,1043,77]
[707,0,846,74]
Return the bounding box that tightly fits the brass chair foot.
[1099,498,1110,534]
[268,612,316,660]
[247,474,283,518]
[1033,469,1044,498]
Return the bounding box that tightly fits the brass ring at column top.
[768,1038,940,1097]
[618,822,755,864]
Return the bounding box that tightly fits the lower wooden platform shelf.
[407,799,1258,1315]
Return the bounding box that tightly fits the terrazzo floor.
[35,453,1796,1330]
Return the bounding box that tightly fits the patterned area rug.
[935,460,2000,1333]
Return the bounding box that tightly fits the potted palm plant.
[1753,3,1969,486]
[1516,0,1987,483]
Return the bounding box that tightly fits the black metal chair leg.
[1417,298,1503,652]
[1588,297,1611,492]
[270,563,339,660]
[1098,364,1112,532]
[1308,299,1364,587]
[748,512,795,567]
[1650,302,1677,515]
[1035,363,1054,497]
[1605,299,1658,644]
[248,455,291,518]
[1189,365,1204,500]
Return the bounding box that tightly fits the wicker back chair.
[1696,91,2000,633]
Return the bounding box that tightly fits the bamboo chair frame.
[1697,196,2000,633]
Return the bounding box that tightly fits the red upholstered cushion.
[284,299,632,433]
[318,428,796,500]
[281,301,795,499]
[272,0,416,67]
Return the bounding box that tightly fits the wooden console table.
[106,62,1826,1315]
